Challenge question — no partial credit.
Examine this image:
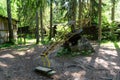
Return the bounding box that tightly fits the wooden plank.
[47,70,56,75]
[35,66,52,73]
[35,66,56,76]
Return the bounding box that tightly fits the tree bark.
[90,0,98,23]
[68,0,77,32]
[49,0,53,40]
[40,6,44,42]
[7,0,14,44]
[98,0,102,41]
[36,10,39,44]
[111,0,115,21]
[78,0,82,28]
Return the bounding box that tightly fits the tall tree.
[49,0,53,40]
[6,0,14,43]
[90,0,98,23]
[36,10,39,44]
[98,0,102,41]
[40,5,44,42]
[111,0,115,21]
[68,0,77,32]
[35,1,39,44]
[78,0,82,28]
[39,0,47,42]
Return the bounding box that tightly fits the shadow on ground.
[0,41,120,80]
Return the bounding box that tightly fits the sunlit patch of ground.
[117,41,120,46]
[101,41,113,46]
[0,54,15,59]
[0,41,120,80]
[0,62,8,67]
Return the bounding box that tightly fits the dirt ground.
[0,42,120,80]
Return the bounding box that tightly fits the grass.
[0,38,37,50]
[0,43,14,49]
[0,36,52,50]
[100,40,120,49]
[1,38,120,56]
[117,41,120,46]
[113,41,120,49]
[100,40,113,44]
[17,38,36,45]
[56,47,94,57]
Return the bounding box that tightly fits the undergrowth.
[57,47,94,57]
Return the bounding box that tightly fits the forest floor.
[0,41,120,80]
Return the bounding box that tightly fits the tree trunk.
[90,0,98,23]
[98,0,102,41]
[49,0,53,40]
[68,0,77,32]
[36,10,39,44]
[89,0,92,27]
[111,0,115,21]
[72,0,77,30]
[78,0,82,28]
[7,0,14,44]
[40,6,44,42]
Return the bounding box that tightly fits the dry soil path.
[0,42,120,80]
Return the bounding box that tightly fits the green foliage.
[16,0,48,28]
[0,0,120,45]
[57,47,93,57]
[0,0,17,19]
[53,0,66,23]
[41,36,53,45]
[0,0,7,16]
[90,0,99,23]
[57,47,71,57]
[102,22,118,41]
[80,49,93,56]
[102,21,119,41]
[109,22,117,29]
[100,40,111,43]
[0,43,14,49]
[103,0,120,22]
[17,36,36,45]
[113,41,120,49]
[0,42,36,50]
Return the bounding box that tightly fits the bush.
[102,21,119,41]
[57,47,71,57]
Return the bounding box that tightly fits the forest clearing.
[0,0,120,80]
[0,41,120,80]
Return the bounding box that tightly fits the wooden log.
[63,29,83,46]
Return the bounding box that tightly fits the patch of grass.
[40,36,53,45]
[80,50,94,56]
[26,38,36,44]
[100,40,114,46]
[100,40,112,44]
[17,38,36,45]
[117,42,120,46]
[0,38,37,50]
[113,41,120,49]
[0,42,36,51]
[56,47,71,57]
[56,47,94,57]
[13,44,36,51]
[0,43,14,49]
[100,40,120,49]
